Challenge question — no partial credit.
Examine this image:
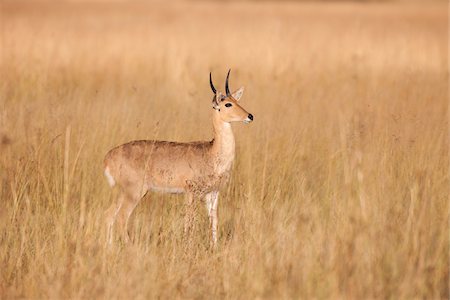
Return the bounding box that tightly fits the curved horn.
[225,69,232,97]
[209,72,217,94]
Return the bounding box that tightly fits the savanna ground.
[0,0,448,298]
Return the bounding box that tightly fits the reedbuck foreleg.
[205,191,219,246]
[184,193,197,241]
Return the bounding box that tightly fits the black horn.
[209,72,217,94]
[225,69,232,97]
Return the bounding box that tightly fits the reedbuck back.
[104,70,253,246]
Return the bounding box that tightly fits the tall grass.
[0,1,448,298]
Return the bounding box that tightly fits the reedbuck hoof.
[122,233,131,244]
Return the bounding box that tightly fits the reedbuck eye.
[225,103,232,108]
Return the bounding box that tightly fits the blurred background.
[0,0,448,299]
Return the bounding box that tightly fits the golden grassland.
[0,0,448,298]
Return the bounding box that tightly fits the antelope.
[103,70,253,246]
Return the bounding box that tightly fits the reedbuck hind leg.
[105,187,145,244]
[205,191,219,247]
[105,192,126,245]
[115,188,146,243]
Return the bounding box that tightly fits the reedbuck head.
[210,70,254,124]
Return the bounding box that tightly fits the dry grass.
[0,0,448,298]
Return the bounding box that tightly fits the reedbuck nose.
[248,114,253,121]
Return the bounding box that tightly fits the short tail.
[104,166,116,187]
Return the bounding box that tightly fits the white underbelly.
[149,185,185,194]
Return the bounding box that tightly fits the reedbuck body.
[104,70,253,245]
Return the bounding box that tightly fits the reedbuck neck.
[210,111,236,173]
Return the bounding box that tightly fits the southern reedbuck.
[104,70,253,246]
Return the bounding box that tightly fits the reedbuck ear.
[232,87,245,101]
[212,91,222,110]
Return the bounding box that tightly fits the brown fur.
[105,139,226,195]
